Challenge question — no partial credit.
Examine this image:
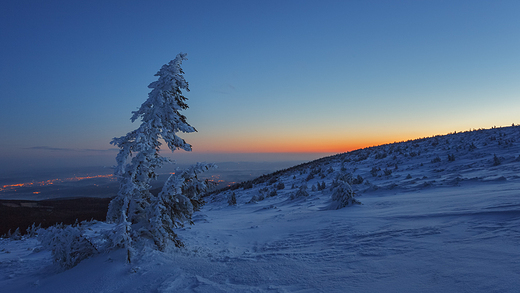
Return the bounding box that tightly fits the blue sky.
[1,0,519,172]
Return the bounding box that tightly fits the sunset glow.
[1,1,519,175]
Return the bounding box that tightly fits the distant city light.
[0,174,115,193]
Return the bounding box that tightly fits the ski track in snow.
[1,126,520,292]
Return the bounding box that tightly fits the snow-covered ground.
[1,126,519,292]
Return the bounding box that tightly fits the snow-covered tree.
[328,172,361,209]
[108,53,195,226]
[107,53,216,252]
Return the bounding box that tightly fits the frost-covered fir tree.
[328,171,361,209]
[107,53,211,251]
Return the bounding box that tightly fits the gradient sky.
[1,0,519,172]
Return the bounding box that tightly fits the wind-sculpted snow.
[1,126,519,292]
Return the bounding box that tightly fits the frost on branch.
[146,163,217,250]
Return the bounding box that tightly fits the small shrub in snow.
[383,169,392,176]
[370,166,380,177]
[38,223,97,269]
[405,174,412,179]
[290,184,309,199]
[375,152,387,159]
[354,152,369,161]
[311,184,317,192]
[448,154,455,162]
[243,181,254,190]
[305,173,315,181]
[493,154,501,166]
[7,228,22,240]
[335,172,353,184]
[247,195,259,204]
[268,189,278,197]
[276,182,285,190]
[26,223,41,238]
[228,192,237,206]
[329,181,360,209]
[431,156,441,163]
[352,175,364,185]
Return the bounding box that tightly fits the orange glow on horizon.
[191,137,404,155]
[189,128,443,155]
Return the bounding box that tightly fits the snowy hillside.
[2,126,520,292]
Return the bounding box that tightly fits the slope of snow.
[1,126,519,292]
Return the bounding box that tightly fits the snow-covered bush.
[327,169,361,209]
[5,228,22,240]
[493,154,501,166]
[228,192,237,206]
[25,223,41,237]
[329,181,361,209]
[352,175,364,185]
[290,184,309,199]
[38,223,97,269]
[247,195,259,204]
[242,181,254,190]
[370,166,380,177]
